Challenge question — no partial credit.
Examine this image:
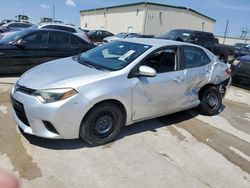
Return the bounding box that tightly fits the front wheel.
[80,102,124,146]
[199,86,222,116]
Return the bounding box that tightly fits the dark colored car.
[234,46,250,58]
[0,22,32,33]
[231,56,250,83]
[157,29,235,63]
[0,29,94,74]
[234,43,248,50]
[87,30,114,43]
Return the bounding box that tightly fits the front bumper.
[11,87,93,139]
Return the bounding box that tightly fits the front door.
[0,30,49,74]
[132,46,188,121]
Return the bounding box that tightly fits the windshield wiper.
[80,60,109,71]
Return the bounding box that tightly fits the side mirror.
[136,65,157,77]
[14,39,27,48]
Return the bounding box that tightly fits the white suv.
[31,23,91,43]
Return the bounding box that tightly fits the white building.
[80,2,216,36]
[216,36,249,45]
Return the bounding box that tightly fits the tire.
[80,102,124,146]
[199,86,222,116]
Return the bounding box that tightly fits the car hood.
[18,57,111,90]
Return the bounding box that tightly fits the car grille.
[16,84,35,95]
[10,96,30,127]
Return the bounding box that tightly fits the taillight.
[226,68,231,75]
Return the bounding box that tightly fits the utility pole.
[223,20,229,44]
[52,4,55,22]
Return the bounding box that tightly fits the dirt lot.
[0,77,250,188]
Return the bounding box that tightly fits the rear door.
[181,45,212,103]
[48,31,72,58]
[132,46,188,121]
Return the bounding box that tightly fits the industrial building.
[80,2,216,36]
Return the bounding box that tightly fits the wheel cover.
[91,111,115,139]
[206,92,219,109]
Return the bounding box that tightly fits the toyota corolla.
[11,39,231,145]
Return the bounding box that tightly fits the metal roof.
[80,2,216,22]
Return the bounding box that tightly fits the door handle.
[206,69,211,73]
[173,77,184,83]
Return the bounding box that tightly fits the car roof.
[20,28,78,35]
[39,23,77,29]
[121,38,195,47]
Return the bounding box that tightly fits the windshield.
[0,30,27,43]
[79,41,151,71]
[157,30,192,41]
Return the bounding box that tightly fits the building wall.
[80,4,215,36]
[216,36,249,45]
[80,4,145,34]
[144,5,215,35]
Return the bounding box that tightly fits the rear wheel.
[80,102,124,146]
[199,86,222,116]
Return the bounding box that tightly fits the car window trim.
[128,45,182,79]
[20,30,49,45]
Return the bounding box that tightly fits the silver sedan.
[11,38,231,145]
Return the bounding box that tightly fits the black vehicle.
[231,56,250,83]
[157,29,235,63]
[0,29,94,74]
[234,46,250,58]
[234,43,248,50]
[0,22,32,33]
[87,30,114,43]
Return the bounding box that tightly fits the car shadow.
[0,73,22,78]
[20,109,201,150]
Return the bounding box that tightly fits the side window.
[22,31,48,44]
[54,26,76,33]
[97,31,102,36]
[204,34,214,46]
[70,35,87,49]
[183,46,211,69]
[48,31,70,47]
[192,33,204,45]
[8,23,18,27]
[43,25,55,29]
[144,47,178,73]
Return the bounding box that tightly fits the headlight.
[233,59,240,66]
[32,88,78,103]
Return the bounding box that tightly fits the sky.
[0,0,249,37]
